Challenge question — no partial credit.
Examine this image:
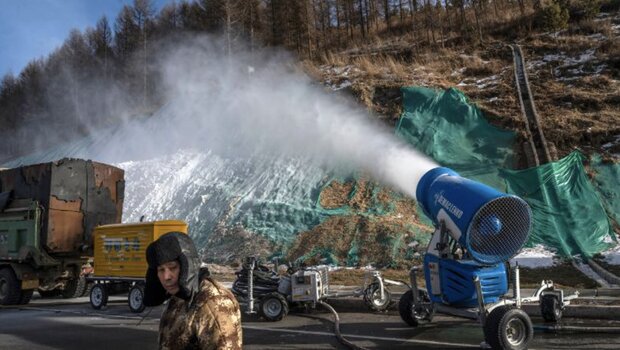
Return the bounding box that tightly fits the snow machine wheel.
[398,289,433,327]
[0,268,21,305]
[364,283,392,312]
[484,306,533,350]
[258,292,289,321]
[128,284,146,313]
[540,294,562,322]
[90,284,108,310]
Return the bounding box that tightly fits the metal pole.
[515,263,521,308]
[474,277,486,324]
[410,267,419,304]
[247,257,256,314]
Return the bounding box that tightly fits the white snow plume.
[113,36,437,199]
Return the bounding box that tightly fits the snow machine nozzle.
[416,167,532,265]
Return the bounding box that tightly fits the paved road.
[1,295,620,349]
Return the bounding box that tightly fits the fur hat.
[143,232,201,306]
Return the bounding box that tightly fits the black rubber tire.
[62,276,86,299]
[0,268,21,305]
[18,289,34,305]
[258,292,289,321]
[398,289,433,327]
[82,281,94,297]
[363,283,392,312]
[540,294,562,322]
[90,284,109,310]
[128,284,146,313]
[484,306,533,350]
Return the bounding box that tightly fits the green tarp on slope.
[590,154,620,228]
[396,87,515,191]
[397,86,616,259]
[500,152,616,258]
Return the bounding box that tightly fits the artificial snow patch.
[587,33,607,41]
[333,80,352,90]
[602,134,620,156]
[475,75,499,89]
[602,244,620,265]
[510,245,556,268]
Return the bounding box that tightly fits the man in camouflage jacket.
[144,232,242,349]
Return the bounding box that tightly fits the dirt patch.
[286,180,432,269]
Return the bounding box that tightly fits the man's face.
[157,260,180,295]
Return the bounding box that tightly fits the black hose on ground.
[231,263,280,298]
[136,306,154,326]
[534,324,620,334]
[318,301,369,350]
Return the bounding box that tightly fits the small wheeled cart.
[399,263,579,350]
[86,220,188,313]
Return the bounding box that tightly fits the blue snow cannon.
[415,167,531,307]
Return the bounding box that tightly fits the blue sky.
[0,0,170,77]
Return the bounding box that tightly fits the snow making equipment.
[399,167,573,350]
[87,220,188,313]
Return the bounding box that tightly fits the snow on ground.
[509,243,620,269]
[603,243,620,265]
[602,134,620,157]
[528,47,607,81]
[510,245,557,268]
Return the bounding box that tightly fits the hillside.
[311,11,620,165]
[277,10,620,267]
[1,1,619,269]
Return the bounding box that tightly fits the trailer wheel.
[363,283,392,312]
[540,294,562,322]
[484,306,533,350]
[90,284,108,310]
[398,289,433,327]
[258,292,289,321]
[128,284,146,313]
[0,268,21,305]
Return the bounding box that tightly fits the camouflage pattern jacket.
[159,277,243,350]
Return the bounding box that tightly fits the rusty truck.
[0,158,124,305]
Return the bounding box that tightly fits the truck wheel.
[484,306,533,350]
[363,283,392,312]
[82,281,94,297]
[258,292,289,321]
[18,289,34,305]
[62,276,86,299]
[398,289,433,327]
[540,294,562,322]
[90,284,108,310]
[128,284,146,313]
[0,268,21,305]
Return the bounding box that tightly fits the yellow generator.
[87,220,188,313]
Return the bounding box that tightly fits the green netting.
[590,154,620,228]
[396,87,515,190]
[500,151,616,258]
[396,86,617,259]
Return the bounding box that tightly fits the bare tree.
[133,0,155,108]
[86,16,114,79]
